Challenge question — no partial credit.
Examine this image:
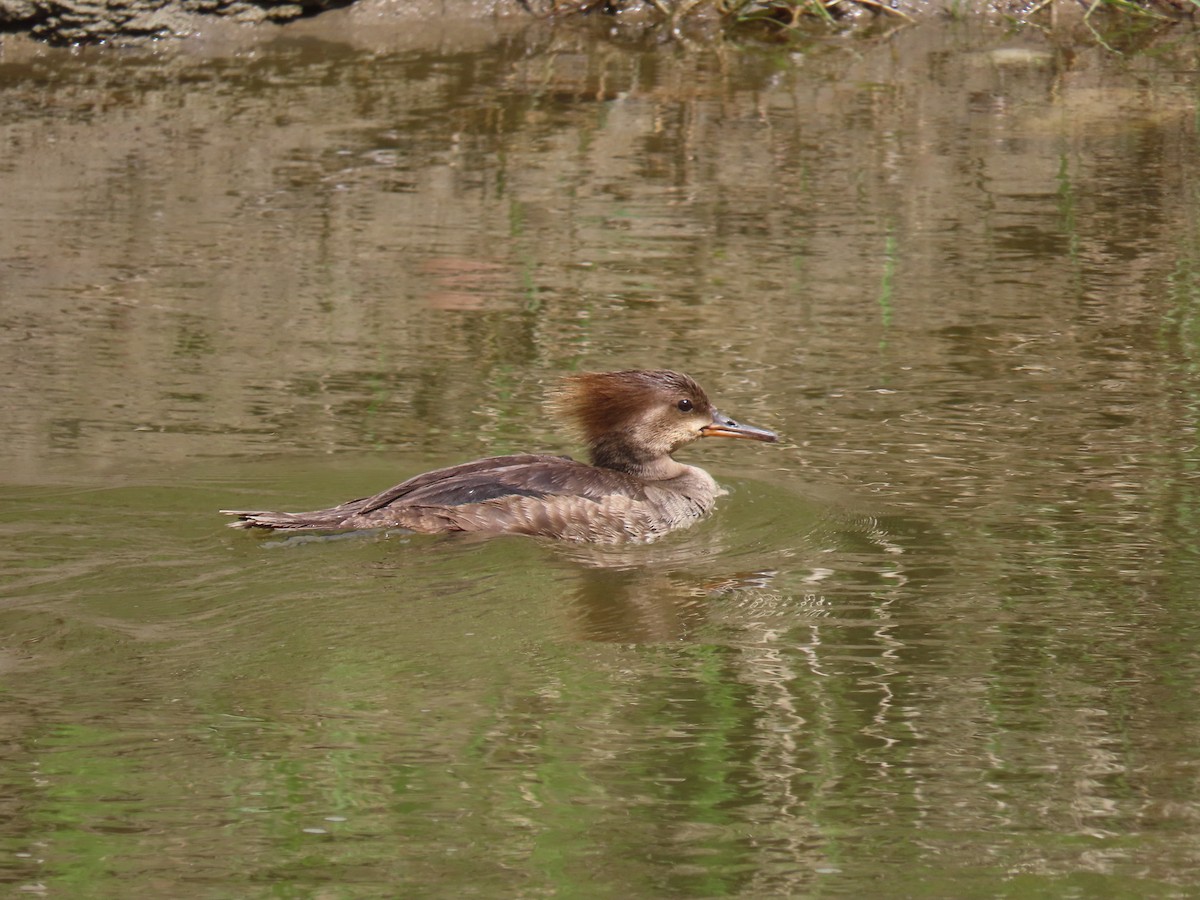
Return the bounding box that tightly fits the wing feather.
[358,454,646,515]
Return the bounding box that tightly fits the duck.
[222,369,777,543]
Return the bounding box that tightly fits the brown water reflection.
[2,18,1200,897]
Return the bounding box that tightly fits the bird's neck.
[589,437,687,482]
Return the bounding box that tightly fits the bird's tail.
[220,509,348,531]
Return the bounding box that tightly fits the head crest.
[551,370,709,448]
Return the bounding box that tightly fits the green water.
[2,18,1200,897]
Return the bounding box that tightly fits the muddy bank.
[0,0,507,45]
[1,0,1192,48]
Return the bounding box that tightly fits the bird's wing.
[357,454,647,515]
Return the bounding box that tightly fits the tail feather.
[220,509,348,531]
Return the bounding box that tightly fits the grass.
[517,0,1196,39]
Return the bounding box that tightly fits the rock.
[0,0,364,43]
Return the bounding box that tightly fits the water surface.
[2,19,1200,897]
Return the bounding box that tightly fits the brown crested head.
[553,369,709,446]
[551,369,777,474]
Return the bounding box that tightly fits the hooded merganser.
[222,369,777,543]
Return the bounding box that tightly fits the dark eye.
[677,398,693,412]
